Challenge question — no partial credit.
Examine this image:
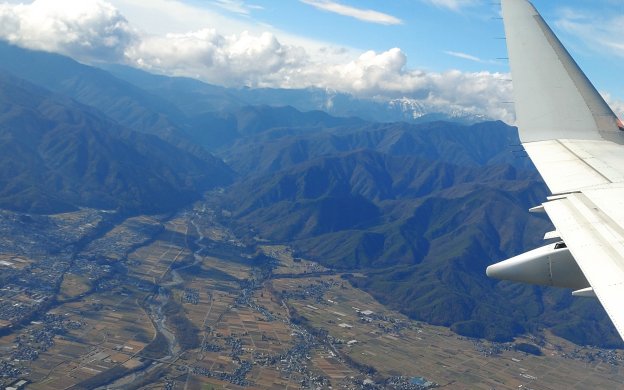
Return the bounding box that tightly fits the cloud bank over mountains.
[0,0,544,123]
[0,0,135,61]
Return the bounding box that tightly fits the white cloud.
[212,0,263,16]
[300,0,402,25]
[0,0,136,62]
[127,29,307,87]
[305,48,414,94]
[0,0,514,121]
[445,50,483,63]
[555,7,624,58]
[129,35,513,119]
[108,0,360,67]
[251,47,513,120]
[414,69,513,122]
[603,92,624,119]
[421,0,479,12]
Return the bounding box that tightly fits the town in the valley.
[0,199,623,389]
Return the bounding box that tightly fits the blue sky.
[241,0,509,71]
[191,0,622,96]
[1,0,623,121]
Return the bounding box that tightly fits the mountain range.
[0,40,620,347]
[102,62,489,126]
[0,52,232,214]
[219,120,621,345]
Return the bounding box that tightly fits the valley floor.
[0,203,622,389]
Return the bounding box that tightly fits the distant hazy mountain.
[185,105,365,150]
[102,63,491,125]
[0,41,487,152]
[0,42,188,139]
[0,71,232,214]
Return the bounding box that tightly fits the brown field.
[58,273,91,301]
[0,287,156,390]
[272,275,624,389]
[3,207,624,389]
[0,254,33,270]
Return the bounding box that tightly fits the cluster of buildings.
[468,339,511,357]
[0,362,22,382]
[72,258,113,283]
[280,279,341,303]
[11,314,83,362]
[82,217,163,261]
[0,209,156,388]
[0,254,70,332]
[334,375,437,390]
[224,335,244,361]
[182,288,200,304]
[0,211,92,256]
[563,347,622,366]
[190,360,253,387]
[200,342,222,352]
[0,314,83,384]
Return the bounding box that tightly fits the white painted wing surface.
[501,0,624,339]
[543,190,624,340]
[501,0,623,143]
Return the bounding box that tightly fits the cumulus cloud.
[127,29,306,86]
[603,92,624,119]
[300,0,402,25]
[303,48,417,94]
[421,70,513,120]
[0,0,514,121]
[0,0,136,62]
[245,47,513,121]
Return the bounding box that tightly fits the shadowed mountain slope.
[0,72,232,214]
[220,120,530,177]
[218,118,621,346]
[0,41,190,143]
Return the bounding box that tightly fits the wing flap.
[524,140,612,194]
[544,191,624,339]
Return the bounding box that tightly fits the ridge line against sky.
[0,0,622,122]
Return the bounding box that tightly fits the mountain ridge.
[0,70,232,214]
[102,63,497,125]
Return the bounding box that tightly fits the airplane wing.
[486,0,624,340]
